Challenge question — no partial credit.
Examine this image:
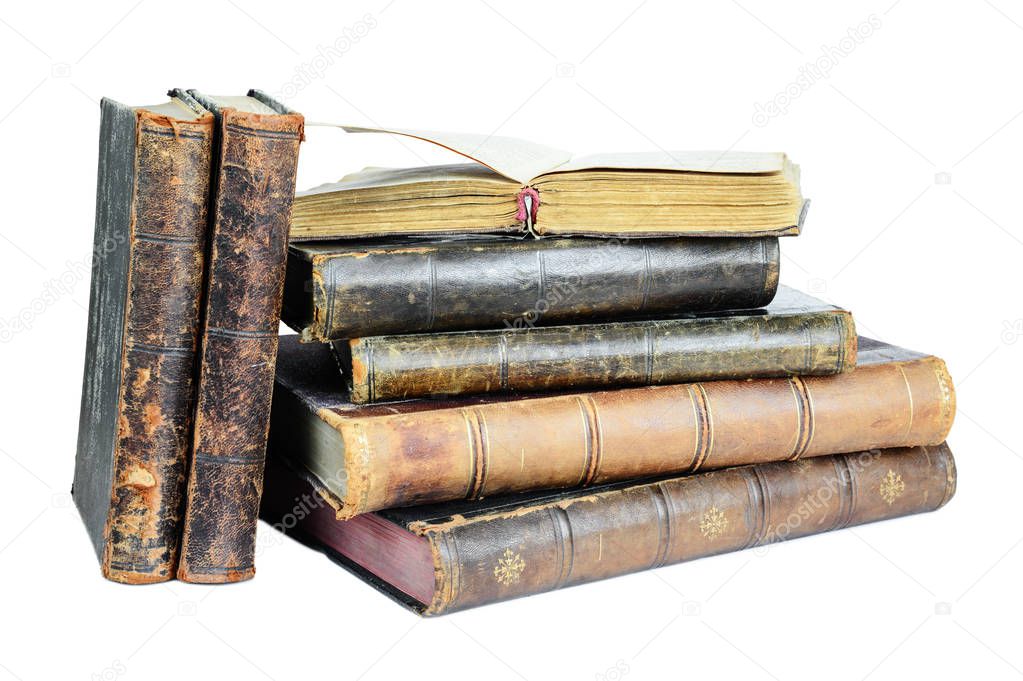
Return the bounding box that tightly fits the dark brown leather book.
[177,91,303,584]
[270,334,954,518]
[337,286,856,403]
[73,92,213,584]
[283,236,780,340]
[261,443,956,615]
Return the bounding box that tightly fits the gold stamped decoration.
[699,506,728,539]
[493,548,525,585]
[880,469,906,505]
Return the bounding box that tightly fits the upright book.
[73,92,213,583]
[336,286,856,402]
[261,443,957,615]
[291,126,806,239]
[177,90,303,583]
[270,335,954,518]
[284,236,782,340]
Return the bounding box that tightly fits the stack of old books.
[73,95,956,614]
[263,128,957,614]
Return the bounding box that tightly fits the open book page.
[144,97,207,121]
[297,163,514,196]
[549,150,789,175]
[205,95,278,114]
[309,123,792,183]
[313,124,572,184]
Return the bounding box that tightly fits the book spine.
[178,103,303,583]
[300,237,779,340]
[345,310,856,403]
[331,355,954,517]
[83,106,213,583]
[422,444,956,614]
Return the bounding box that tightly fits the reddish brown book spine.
[178,91,303,583]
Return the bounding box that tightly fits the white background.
[1,1,1020,679]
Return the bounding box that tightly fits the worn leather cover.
[283,236,780,340]
[177,91,303,583]
[73,95,213,583]
[340,286,856,402]
[264,443,956,615]
[271,334,954,518]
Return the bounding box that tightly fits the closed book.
[283,236,780,341]
[73,92,213,583]
[270,334,954,519]
[338,286,856,403]
[261,443,957,614]
[177,90,303,584]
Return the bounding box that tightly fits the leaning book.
[73,91,213,583]
[177,90,303,584]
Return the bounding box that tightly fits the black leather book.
[73,92,213,583]
[282,236,780,340]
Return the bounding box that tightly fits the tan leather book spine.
[419,444,956,614]
[321,354,954,518]
[178,92,303,583]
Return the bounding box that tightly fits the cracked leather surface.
[342,288,855,402]
[178,96,302,583]
[77,103,213,584]
[285,236,780,340]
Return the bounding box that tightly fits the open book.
[292,125,807,240]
